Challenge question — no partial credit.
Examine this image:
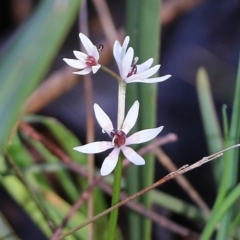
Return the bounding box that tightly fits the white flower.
[74,100,163,176]
[63,33,101,75]
[113,36,171,83]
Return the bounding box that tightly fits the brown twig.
[154,147,210,215]
[55,144,240,240]
[50,175,103,240]
[51,136,177,239]
[20,121,176,178]
[79,2,95,240]
[50,135,199,239]
[23,66,79,115]
[102,184,200,238]
[19,122,177,238]
[91,0,119,46]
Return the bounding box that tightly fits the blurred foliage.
[1,0,240,239]
[0,0,80,150]
[125,0,161,239]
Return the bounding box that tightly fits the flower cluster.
[63,33,171,83]
[63,33,101,75]
[113,36,171,83]
[74,101,163,175]
[64,33,171,176]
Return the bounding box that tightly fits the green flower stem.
[106,80,126,240]
[117,81,126,128]
[106,154,123,240]
[101,65,122,83]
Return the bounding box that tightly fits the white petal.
[127,75,171,83]
[100,148,121,176]
[73,141,113,153]
[73,51,88,62]
[127,65,160,82]
[120,36,130,61]
[121,100,139,134]
[121,146,145,165]
[63,58,86,69]
[79,33,95,56]
[94,103,114,136]
[73,68,92,75]
[126,126,164,145]
[136,58,153,73]
[121,47,134,79]
[113,40,121,65]
[92,45,100,61]
[92,64,101,74]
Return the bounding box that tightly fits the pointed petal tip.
[92,64,101,74]
[79,32,85,38]
[100,149,120,176]
[100,168,111,176]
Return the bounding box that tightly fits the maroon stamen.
[86,56,97,66]
[110,130,126,148]
[127,64,137,77]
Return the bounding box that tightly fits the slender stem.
[79,3,94,239]
[101,65,122,82]
[117,81,126,128]
[106,154,123,240]
[106,80,126,240]
[55,143,240,240]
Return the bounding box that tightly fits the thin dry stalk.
[55,143,240,240]
[19,122,177,238]
[79,2,95,239]
[91,0,119,45]
[23,66,79,114]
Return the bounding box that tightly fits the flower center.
[127,57,139,77]
[110,130,126,148]
[86,56,97,66]
[127,64,137,77]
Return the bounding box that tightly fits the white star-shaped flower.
[63,33,101,75]
[74,100,163,176]
[113,36,171,83]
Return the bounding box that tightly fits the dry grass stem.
[55,143,240,240]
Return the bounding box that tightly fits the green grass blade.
[0,0,81,150]
[125,4,142,237]
[200,183,240,240]
[1,175,52,237]
[24,115,108,217]
[152,190,207,222]
[215,55,240,240]
[196,68,224,183]
[27,138,80,203]
[126,0,161,239]
[24,115,87,166]
[23,115,112,239]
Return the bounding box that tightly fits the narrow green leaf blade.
[0,0,81,150]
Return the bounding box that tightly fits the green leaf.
[0,0,81,151]
[126,0,161,239]
[1,175,52,237]
[196,68,223,183]
[200,183,240,240]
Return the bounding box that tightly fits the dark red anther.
[97,44,104,52]
[110,130,126,148]
[86,56,97,66]
[127,64,137,77]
